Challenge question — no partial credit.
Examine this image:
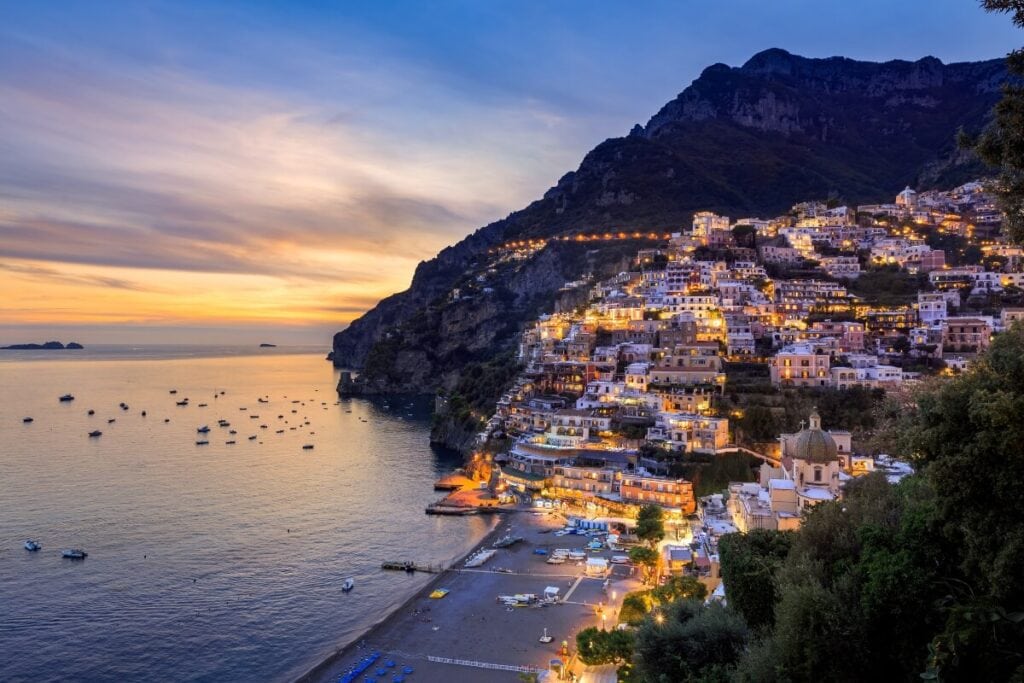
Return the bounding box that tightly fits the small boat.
[258,398,268,403]
[229,429,237,434]
[429,588,450,599]
[302,444,314,450]
[197,403,208,408]
[59,394,74,402]
[169,390,177,394]
[176,400,189,406]
[248,435,257,440]
[225,440,236,445]
[195,440,209,445]
[107,418,116,424]
[23,417,33,423]
[62,549,87,559]
[88,430,102,437]
[342,578,355,592]
[197,425,210,433]
[24,540,41,551]
[275,429,284,434]
[493,535,524,548]
[164,418,170,423]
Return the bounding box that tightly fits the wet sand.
[298,510,642,683]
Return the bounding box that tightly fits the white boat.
[464,548,497,568]
[342,578,355,592]
[24,540,41,551]
[62,549,87,559]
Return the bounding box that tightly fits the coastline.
[294,513,506,683]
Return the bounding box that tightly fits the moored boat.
[23,417,33,423]
[88,430,102,437]
[59,394,74,402]
[24,540,41,551]
[62,549,87,559]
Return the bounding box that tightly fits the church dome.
[791,410,838,463]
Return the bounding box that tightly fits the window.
[814,467,822,483]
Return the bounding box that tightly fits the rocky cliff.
[333,49,1007,405]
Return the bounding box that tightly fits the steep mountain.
[333,49,1007,408]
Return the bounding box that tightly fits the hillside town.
[446,180,1010,583]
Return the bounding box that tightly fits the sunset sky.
[2,1,1019,345]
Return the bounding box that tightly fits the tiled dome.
[792,410,838,463]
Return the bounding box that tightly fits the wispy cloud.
[0,27,583,329]
[0,260,147,291]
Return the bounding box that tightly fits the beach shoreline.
[295,508,643,683]
[294,513,506,683]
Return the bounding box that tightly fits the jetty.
[425,504,482,515]
[381,560,444,573]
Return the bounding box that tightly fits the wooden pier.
[381,560,445,573]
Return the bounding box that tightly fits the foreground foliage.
[970,1,1024,242]
[624,327,1024,681]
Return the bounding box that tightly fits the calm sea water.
[0,348,490,682]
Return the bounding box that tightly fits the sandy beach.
[298,510,641,683]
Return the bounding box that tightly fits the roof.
[799,487,836,501]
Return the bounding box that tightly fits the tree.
[902,324,1024,679]
[650,575,708,605]
[718,529,793,631]
[632,600,749,683]
[732,224,757,249]
[892,334,911,356]
[635,505,665,547]
[738,404,779,443]
[576,626,635,665]
[967,1,1024,243]
[629,546,659,584]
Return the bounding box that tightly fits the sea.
[0,346,492,682]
